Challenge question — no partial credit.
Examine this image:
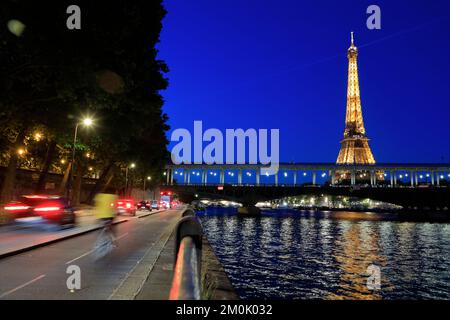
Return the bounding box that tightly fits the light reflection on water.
[198,207,450,300]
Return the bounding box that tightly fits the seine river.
[197,207,450,299]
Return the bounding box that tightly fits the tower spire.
[336,33,376,165]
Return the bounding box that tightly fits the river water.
[197,207,450,300]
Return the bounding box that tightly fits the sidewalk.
[0,209,165,259]
[0,218,128,259]
[74,205,96,217]
[135,234,239,300]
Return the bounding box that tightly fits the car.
[171,200,180,208]
[159,201,169,209]
[150,200,160,210]
[137,200,152,211]
[3,195,76,229]
[115,199,136,216]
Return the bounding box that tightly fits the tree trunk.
[0,153,19,204]
[101,172,115,193]
[86,162,114,204]
[35,140,57,193]
[71,163,84,206]
[0,130,26,204]
[59,162,72,196]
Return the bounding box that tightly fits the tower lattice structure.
[336,32,376,165]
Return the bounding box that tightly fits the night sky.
[158,0,450,164]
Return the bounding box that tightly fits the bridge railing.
[163,182,450,189]
[169,207,203,300]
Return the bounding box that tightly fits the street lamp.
[143,176,151,199]
[68,117,93,200]
[82,118,93,126]
[71,118,93,167]
[125,163,136,196]
[34,132,42,141]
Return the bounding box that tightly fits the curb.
[0,219,129,260]
[109,221,177,300]
[137,210,161,219]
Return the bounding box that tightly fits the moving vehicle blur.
[159,201,168,210]
[171,200,180,208]
[93,193,119,259]
[150,200,160,210]
[3,195,75,229]
[160,191,172,209]
[115,199,136,216]
[137,200,152,211]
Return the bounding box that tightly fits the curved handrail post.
[169,211,203,300]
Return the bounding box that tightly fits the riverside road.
[0,208,182,299]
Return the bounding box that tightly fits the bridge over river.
[163,163,450,210]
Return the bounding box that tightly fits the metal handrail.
[169,236,200,300]
[169,209,203,300]
[182,208,196,217]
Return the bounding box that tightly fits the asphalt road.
[0,208,182,300]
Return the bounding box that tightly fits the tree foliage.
[0,1,169,203]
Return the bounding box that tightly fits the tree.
[0,1,93,202]
[0,1,170,204]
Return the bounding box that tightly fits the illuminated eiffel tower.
[336,32,376,165]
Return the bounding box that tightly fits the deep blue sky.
[158,0,450,163]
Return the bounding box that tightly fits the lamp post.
[143,176,151,200]
[125,163,136,196]
[68,118,93,201]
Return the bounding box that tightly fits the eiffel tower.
[336,32,376,165]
